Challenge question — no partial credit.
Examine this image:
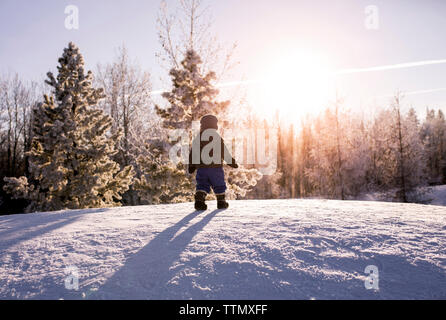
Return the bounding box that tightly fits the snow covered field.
[429,185,446,206]
[0,199,445,300]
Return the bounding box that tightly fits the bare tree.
[156,0,237,81]
[0,74,38,177]
[392,94,408,202]
[388,94,426,202]
[96,46,155,205]
[334,95,346,200]
[97,47,154,166]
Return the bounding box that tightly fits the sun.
[253,50,336,123]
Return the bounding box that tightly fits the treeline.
[1,49,445,214]
[1,0,445,214]
[0,0,263,214]
[0,39,260,214]
[249,96,446,203]
[0,75,38,212]
[0,48,159,213]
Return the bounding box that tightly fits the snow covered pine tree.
[133,139,193,204]
[3,42,134,212]
[152,50,261,202]
[135,50,223,204]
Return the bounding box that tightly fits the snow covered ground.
[0,199,445,300]
[429,185,446,206]
[358,184,446,205]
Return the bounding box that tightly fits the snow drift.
[0,199,445,300]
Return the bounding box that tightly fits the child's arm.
[188,163,197,174]
[188,145,197,174]
[221,138,239,169]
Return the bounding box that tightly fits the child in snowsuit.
[188,115,238,210]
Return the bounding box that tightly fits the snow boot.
[216,194,229,209]
[194,191,207,211]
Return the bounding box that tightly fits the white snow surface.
[0,199,445,300]
[429,185,446,206]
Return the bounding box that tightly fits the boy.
[188,115,238,210]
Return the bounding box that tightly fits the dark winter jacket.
[188,129,238,174]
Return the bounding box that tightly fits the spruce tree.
[133,141,192,204]
[421,109,446,184]
[135,51,215,204]
[151,50,261,200]
[156,49,230,129]
[3,42,134,212]
[306,104,370,199]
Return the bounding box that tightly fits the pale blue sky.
[1,0,446,119]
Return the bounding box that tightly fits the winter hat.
[200,114,218,131]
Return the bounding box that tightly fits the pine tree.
[153,1,261,201]
[306,102,369,199]
[297,118,314,197]
[421,108,446,184]
[148,50,261,201]
[370,97,426,201]
[156,49,230,129]
[136,50,219,203]
[133,140,192,204]
[437,110,446,182]
[388,98,426,201]
[306,109,339,198]
[3,42,134,212]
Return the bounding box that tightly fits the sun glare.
[254,50,336,123]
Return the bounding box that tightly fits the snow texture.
[0,199,445,300]
[429,185,446,206]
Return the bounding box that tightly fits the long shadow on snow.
[88,209,446,300]
[190,238,446,300]
[90,209,221,299]
[165,240,446,300]
[0,208,109,249]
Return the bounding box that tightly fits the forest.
[1,1,445,215]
